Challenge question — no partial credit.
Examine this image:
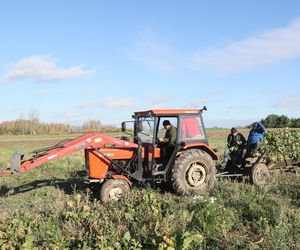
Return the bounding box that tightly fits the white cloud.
[144,94,173,109]
[276,94,300,109]
[0,55,94,83]
[76,102,97,109]
[184,87,223,108]
[101,96,134,109]
[77,96,134,109]
[188,19,300,74]
[126,30,177,72]
[209,87,224,95]
[127,19,300,75]
[184,98,211,109]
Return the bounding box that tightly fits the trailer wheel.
[172,149,216,195]
[250,163,270,187]
[100,179,130,203]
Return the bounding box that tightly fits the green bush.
[261,128,300,162]
[0,150,299,249]
[1,177,300,249]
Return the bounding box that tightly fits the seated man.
[159,120,177,144]
[158,120,177,162]
[242,121,266,158]
[222,127,246,167]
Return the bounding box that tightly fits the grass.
[0,131,299,249]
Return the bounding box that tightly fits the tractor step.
[216,171,243,178]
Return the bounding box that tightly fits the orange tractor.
[0,108,219,202]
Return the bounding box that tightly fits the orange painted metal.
[99,147,136,159]
[87,146,161,179]
[135,109,201,116]
[86,149,110,179]
[0,133,139,176]
[0,167,16,176]
[142,145,161,159]
[87,147,135,179]
[182,143,219,160]
[112,175,132,186]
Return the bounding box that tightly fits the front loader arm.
[0,133,138,176]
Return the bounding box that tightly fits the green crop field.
[0,130,299,249]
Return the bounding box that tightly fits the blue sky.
[0,1,300,128]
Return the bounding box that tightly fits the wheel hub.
[256,169,268,183]
[186,163,206,187]
[251,163,271,187]
[108,187,124,201]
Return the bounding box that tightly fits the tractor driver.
[158,120,177,144]
[158,120,177,162]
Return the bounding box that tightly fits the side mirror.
[121,122,126,132]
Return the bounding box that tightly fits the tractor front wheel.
[172,149,216,195]
[250,163,271,187]
[100,179,130,203]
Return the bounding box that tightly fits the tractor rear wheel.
[172,149,216,195]
[100,179,130,203]
[250,163,271,187]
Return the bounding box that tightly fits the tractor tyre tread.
[100,179,130,203]
[172,149,216,195]
[250,163,271,187]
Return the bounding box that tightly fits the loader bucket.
[10,151,25,172]
[0,151,25,176]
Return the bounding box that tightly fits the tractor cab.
[122,108,218,186]
[133,109,209,146]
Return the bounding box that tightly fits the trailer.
[217,152,300,186]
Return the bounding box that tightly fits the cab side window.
[157,117,178,140]
[180,116,205,141]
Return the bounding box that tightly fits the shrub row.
[260,128,300,162]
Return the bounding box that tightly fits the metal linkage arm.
[0,133,138,176]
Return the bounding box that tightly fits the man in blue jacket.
[242,121,266,158]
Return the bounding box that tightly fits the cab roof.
[134,109,201,116]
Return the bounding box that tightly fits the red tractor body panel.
[86,146,161,179]
[181,143,219,160]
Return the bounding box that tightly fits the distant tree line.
[0,118,118,135]
[260,114,300,128]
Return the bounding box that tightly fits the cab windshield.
[137,116,155,143]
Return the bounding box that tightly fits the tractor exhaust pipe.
[201,106,207,112]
